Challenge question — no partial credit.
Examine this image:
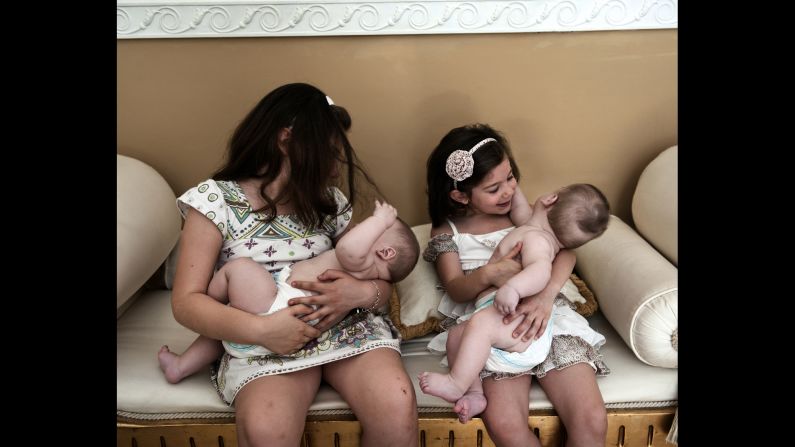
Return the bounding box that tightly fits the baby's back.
[287,250,344,284]
[495,225,558,264]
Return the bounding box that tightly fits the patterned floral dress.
[177,179,401,405]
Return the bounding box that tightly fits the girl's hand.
[503,293,554,342]
[486,241,523,288]
[260,304,321,354]
[288,270,374,332]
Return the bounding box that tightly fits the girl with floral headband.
[421,123,609,446]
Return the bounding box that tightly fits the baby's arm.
[335,200,397,272]
[509,187,533,226]
[494,235,554,315]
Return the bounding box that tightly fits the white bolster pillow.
[575,216,678,368]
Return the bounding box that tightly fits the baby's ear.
[377,246,397,260]
[449,190,469,205]
[541,193,558,206]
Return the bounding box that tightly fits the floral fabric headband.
[445,137,496,189]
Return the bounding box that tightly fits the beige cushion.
[392,223,596,340]
[632,145,677,266]
[117,155,181,314]
[391,224,444,338]
[575,216,678,368]
[117,289,677,419]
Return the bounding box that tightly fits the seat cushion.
[117,290,677,419]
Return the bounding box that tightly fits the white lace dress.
[424,219,609,379]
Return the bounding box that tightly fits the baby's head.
[547,184,610,249]
[378,218,420,282]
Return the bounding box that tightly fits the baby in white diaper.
[158,200,419,384]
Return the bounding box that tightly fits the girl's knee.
[383,383,419,418]
[483,410,528,436]
[236,414,303,447]
[360,381,417,432]
[568,405,607,440]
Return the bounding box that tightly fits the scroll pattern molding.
[117,0,677,39]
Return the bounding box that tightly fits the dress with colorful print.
[177,179,401,405]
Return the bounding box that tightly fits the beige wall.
[118,30,676,226]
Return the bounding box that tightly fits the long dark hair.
[213,83,372,229]
[426,124,520,227]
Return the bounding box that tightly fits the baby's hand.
[494,285,520,316]
[373,200,398,227]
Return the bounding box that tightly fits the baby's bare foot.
[157,345,185,384]
[454,392,487,423]
[418,372,466,403]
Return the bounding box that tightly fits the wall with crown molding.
[118,0,677,39]
[117,29,677,225]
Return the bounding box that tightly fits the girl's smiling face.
[466,157,517,215]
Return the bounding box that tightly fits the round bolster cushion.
[117,155,181,311]
[632,145,677,266]
[575,216,678,368]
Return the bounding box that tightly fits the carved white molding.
[117,0,677,39]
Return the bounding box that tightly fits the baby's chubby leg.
[468,305,534,352]
[419,307,531,404]
[158,336,224,384]
[158,258,277,384]
[446,324,488,423]
[208,257,278,314]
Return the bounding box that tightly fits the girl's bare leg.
[233,366,322,447]
[537,364,607,447]
[324,348,418,447]
[481,374,540,447]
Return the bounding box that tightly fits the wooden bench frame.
[118,406,675,446]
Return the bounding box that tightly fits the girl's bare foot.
[418,372,467,403]
[454,391,487,423]
[157,345,185,384]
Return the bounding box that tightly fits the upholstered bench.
[117,147,678,447]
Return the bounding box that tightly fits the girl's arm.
[502,249,576,342]
[288,272,393,332]
[171,209,320,354]
[432,225,524,303]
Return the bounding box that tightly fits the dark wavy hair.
[425,124,521,227]
[212,83,372,229]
